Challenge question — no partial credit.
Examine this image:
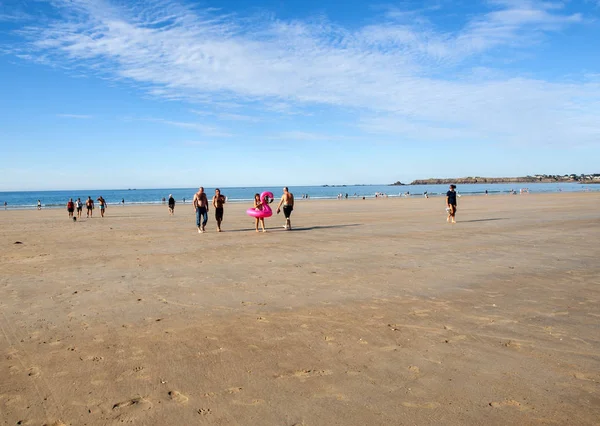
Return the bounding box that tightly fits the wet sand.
[1,193,599,425]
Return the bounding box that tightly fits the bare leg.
[261,218,266,232]
[255,218,259,232]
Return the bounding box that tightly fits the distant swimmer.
[168,194,175,215]
[37,200,41,210]
[67,198,75,218]
[97,196,107,217]
[212,188,226,232]
[193,187,209,233]
[276,187,294,230]
[86,196,94,218]
[446,184,457,224]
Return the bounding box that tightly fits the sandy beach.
[1,193,599,425]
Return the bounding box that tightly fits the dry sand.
[1,193,599,425]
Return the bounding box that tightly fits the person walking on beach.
[446,184,457,224]
[276,187,294,230]
[121,198,125,206]
[75,198,83,218]
[193,187,209,233]
[37,200,41,210]
[212,188,226,232]
[3,201,6,210]
[253,193,266,233]
[97,196,107,218]
[86,196,94,218]
[168,194,175,215]
[67,198,75,218]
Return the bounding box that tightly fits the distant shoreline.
[391,175,600,186]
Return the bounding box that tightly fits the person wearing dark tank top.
[446,184,457,223]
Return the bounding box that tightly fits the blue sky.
[0,0,599,190]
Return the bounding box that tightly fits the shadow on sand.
[459,218,508,223]
[223,224,363,233]
[284,224,362,232]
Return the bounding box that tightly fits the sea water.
[0,183,596,210]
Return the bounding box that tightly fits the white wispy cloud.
[144,118,233,137]
[56,113,93,119]
[7,0,600,145]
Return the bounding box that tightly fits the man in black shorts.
[212,188,226,232]
[276,187,294,230]
[446,184,457,223]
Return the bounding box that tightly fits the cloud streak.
[56,113,93,119]
[7,0,600,145]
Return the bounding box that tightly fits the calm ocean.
[0,183,596,209]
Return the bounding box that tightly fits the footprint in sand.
[402,401,439,409]
[197,408,212,415]
[227,387,243,394]
[292,369,333,378]
[168,390,189,404]
[112,397,152,411]
[489,399,528,410]
[408,366,420,374]
[43,422,67,426]
[28,367,40,377]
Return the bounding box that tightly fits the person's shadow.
[284,224,362,232]
[459,218,508,223]
[225,224,362,233]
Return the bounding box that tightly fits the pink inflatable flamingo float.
[246,191,274,218]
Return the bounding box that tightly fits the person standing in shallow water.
[193,187,209,233]
[212,188,226,232]
[446,184,457,224]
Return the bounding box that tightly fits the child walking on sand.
[253,193,266,233]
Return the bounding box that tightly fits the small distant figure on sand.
[122,198,125,206]
[183,197,186,204]
[162,197,166,204]
[424,191,429,198]
[485,189,488,196]
[75,198,83,218]
[97,196,107,217]
[86,196,94,217]
[37,200,41,210]
[168,194,175,215]
[67,198,75,218]
[193,187,208,233]
[276,187,294,230]
[3,201,6,210]
[446,184,457,224]
[213,188,226,232]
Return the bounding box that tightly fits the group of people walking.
[58,184,453,227]
[66,196,107,219]
[190,187,294,233]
